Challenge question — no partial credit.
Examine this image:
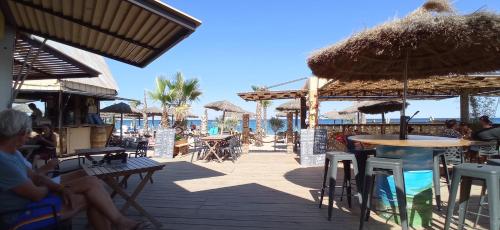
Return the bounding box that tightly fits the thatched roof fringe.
[307,0,500,81]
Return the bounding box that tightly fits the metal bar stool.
[474,159,500,228]
[359,157,408,230]
[444,163,500,230]
[319,151,360,220]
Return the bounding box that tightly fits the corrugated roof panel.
[1,0,201,67]
[13,34,100,80]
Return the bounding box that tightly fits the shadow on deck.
[73,155,491,230]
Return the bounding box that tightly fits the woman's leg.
[64,176,138,229]
[87,207,111,230]
[60,193,87,220]
[60,169,87,183]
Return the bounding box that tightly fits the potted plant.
[269,117,285,151]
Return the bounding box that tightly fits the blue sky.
[104,0,500,120]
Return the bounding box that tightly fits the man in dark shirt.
[472,116,500,141]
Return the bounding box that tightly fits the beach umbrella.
[205,100,246,133]
[276,99,301,112]
[276,99,303,127]
[186,112,199,119]
[146,106,163,128]
[322,110,354,124]
[308,0,500,138]
[276,112,288,118]
[358,101,408,124]
[100,102,141,139]
[338,101,378,115]
[338,101,379,124]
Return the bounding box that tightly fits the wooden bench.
[174,140,189,156]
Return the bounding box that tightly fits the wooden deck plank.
[73,153,490,230]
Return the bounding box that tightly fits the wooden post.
[460,91,470,123]
[0,24,15,109]
[294,111,299,150]
[58,91,63,154]
[287,112,293,154]
[381,113,385,134]
[300,97,307,129]
[242,114,250,154]
[308,77,320,129]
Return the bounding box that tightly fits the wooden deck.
[73,152,490,230]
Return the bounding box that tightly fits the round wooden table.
[348,135,480,228]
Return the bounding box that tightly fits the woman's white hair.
[0,109,32,139]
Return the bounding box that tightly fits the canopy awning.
[238,90,306,101]
[1,0,201,67]
[13,34,100,80]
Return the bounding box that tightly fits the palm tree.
[129,100,141,131]
[251,85,264,146]
[148,76,175,128]
[169,72,202,127]
[261,100,272,137]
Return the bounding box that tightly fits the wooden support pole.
[460,91,470,123]
[287,112,293,154]
[300,97,307,129]
[308,77,320,129]
[242,114,250,154]
[0,24,15,109]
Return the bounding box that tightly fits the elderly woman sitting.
[0,109,141,230]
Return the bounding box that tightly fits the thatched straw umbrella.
[358,101,408,127]
[204,100,246,133]
[308,0,500,139]
[146,106,162,128]
[186,112,199,119]
[276,99,302,127]
[276,112,288,118]
[321,110,353,124]
[338,101,378,115]
[338,101,379,124]
[101,102,141,139]
[358,101,406,121]
[276,99,301,111]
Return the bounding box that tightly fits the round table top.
[348,135,490,147]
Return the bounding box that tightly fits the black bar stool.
[319,151,360,220]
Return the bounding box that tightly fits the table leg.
[211,142,223,162]
[202,141,222,162]
[111,175,130,198]
[103,172,162,228]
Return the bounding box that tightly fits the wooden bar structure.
[308,76,320,128]
[242,114,250,154]
[300,97,307,129]
[319,74,500,122]
[286,112,293,154]
[460,90,470,122]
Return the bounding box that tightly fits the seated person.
[31,125,58,162]
[459,122,472,139]
[441,119,462,138]
[0,109,141,230]
[473,115,500,141]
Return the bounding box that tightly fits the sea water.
[115,118,500,135]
